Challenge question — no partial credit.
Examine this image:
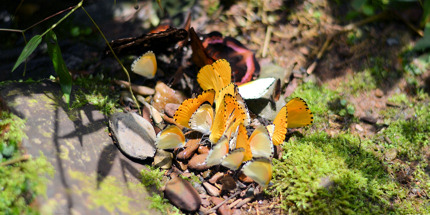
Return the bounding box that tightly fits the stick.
[0,154,31,166]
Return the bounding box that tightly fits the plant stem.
[0,154,30,166]
[81,6,141,114]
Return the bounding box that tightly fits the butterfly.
[269,97,313,145]
[131,51,157,79]
[197,59,232,105]
[205,132,245,170]
[173,89,215,128]
[249,125,274,159]
[241,157,272,187]
[154,125,185,149]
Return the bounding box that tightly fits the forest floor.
[1,0,430,214]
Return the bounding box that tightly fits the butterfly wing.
[272,105,288,145]
[286,97,313,128]
[249,126,274,159]
[174,89,215,128]
[205,137,229,167]
[155,125,185,149]
[131,51,157,79]
[212,59,231,87]
[235,123,252,162]
[242,158,272,187]
[221,148,245,170]
[197,63,224,93]
[189,103,214,134]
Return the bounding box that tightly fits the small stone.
[360,116,377,124]
[188,153,209,171]
[319,176,334,190]
[193,182,207,194]
[153,149,173,169]
[200,194,210,207]
[165,103,180,117]
[210,197,232,215]
[175,160,188,171]
[209,172,224,184]
[355,124,364,132]
[220,175,236,192]
[109,112,156,160]
[203,182,220,197]
[176,139,200,160]
[153,82,186,112]
[385,148,397,161]
[238,172,254,183]
[164,177,201,212]
[201,169,212,179]
[375,89,384,98]
[198,145,210,154]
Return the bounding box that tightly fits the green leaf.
[44,30,72,105]
[12,35,42,72]
[413,23,430,51]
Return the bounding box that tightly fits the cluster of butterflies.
[154,59,313,187]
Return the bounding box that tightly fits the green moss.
[68,169,151,214]
[141,165,166,190]
[140,166,183,214]
[340,70,377,95]
[72,74,121,115]
[271,132,428,214]
[0,111,54,214]
[272,78,430,214]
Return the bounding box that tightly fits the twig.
[204,191,240,214]
[161,114,185,130]
[0,154,31,166]
[262,25,273,58]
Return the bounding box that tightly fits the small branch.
[262,25,273,58]
[204,191,240,214]
[0,154,31,166]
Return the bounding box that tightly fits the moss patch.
[0,111,54,214]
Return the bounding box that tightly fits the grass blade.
[45,30,72,105]
[12,35,42,72]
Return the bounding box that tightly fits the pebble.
[375,88,384,98]
[209,172,224,184]
[210,197,232,215]
[220,175,236,192]
[188,153,209,171]
[360,116,377,124]
[175,160,188,171]
[165,103,180,117]
[198,145,210,154]
[109,112,156,160]
[164,177,201,212]
[176,139,200,160]
[153,149,173,169]
[153,82,186,112]
[385,148,398,161]
[238,172,254,183]
[203,182,221,197]
[200,194,210,207]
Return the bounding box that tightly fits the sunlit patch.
[154,125,185,149]
[205,136,229,167]
[249,126,274,159]
[241,157,272,187]
[173,89,215,128]
[221,148,245,170]
[131,51,157,79]
[286,97,313,128]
